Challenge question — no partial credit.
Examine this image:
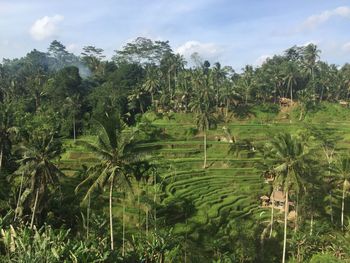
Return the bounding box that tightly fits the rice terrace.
[1,1,350,262]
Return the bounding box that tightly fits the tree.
[16,129,63,227]
[332,155,350,231]
[190,70,215,168]
[143,66,160,106]
[265,133,309,263]
[75,112,151,251]
[0,102,17,172]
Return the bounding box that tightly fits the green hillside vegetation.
[1,38,350,262]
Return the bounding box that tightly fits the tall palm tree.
[190,70,215,169]
[0,102,17,172]
[265,133,309,263]
[332,155,350,231]
[143,66,160,107]
[283,61,300,103]
[75,112,151,251]
[16,130,63,228]
[64,94,82,142]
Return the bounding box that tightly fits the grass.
[58,102,350,253]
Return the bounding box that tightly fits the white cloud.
[66,43,79,53]
[342,42,350,52]
[254,54,271,67]
[300,6,350,30]
[176,41,222,60]
[29,15,64,41]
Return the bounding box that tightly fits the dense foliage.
[0,37,350,262]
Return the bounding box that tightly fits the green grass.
[58,102,350,253]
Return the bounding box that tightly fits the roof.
[270,190,285,202]
[260,195,270,200]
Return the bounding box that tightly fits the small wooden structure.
[339,100,349,107]
[260,195,270,207]
[279,97,293,107]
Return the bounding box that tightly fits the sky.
[1,0,350,70]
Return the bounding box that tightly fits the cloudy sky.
[1,0,350,70]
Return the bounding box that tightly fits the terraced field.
[57,105,350,255]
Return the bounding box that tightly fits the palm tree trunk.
[30,188,39,229]
[14,172,24,221]
[0,146,3,172]
[73,115,76,142]
[341,181,346,231]
[310,214,314,236]
[226,99,230,118]
[282,189,289,263]
[109,177,114,250]
[146,209,149,236]
[122,200,125,257]
[203,130,207,169]
[154,172,157,231]
[269,194,274,238]
[87,194,90,240]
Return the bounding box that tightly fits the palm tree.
[265,133,309,263]
[190,70,215,169]
[0,102,17,172]
[143,66,160,107]
[16,130,63,228]
[75,112,151,251]
[332,155,350,231]
[283,61,300,103]
[64,94,82,142]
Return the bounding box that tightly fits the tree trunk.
[30,189,39,229]
[290,84,293,103]
[310,214,314,236]
[87,194,90,240]
[330,190,334,224]
[341,181,346,231]
[146,209,149,236]
[282,189,289,263]
[122,200,125,257]
[203,130,207,169]
[73,115,76,142]
[269,194,274,238]
[226,99,230,118]
[0,146,3,172]
[154,172,157,231]
[14,172,24,221]
[109,177,114,250]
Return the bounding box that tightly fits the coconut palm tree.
[332,155,350,231]
[265,133,309,263]
[190,70,215,168]
[75,112,151,251]
[143,66,160,107]
[16,129,63,228]
[0,102,17,172]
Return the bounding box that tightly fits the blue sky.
[1,0,350,70]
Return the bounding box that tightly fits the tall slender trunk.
[87,194,90,240]
[310,214,314,236]
[154,172,157,231]
[30,189,39,229]
[14,172,24,221]
[341,181,346,231]
[203,130,207,169]
[122,200,125,256]
[146,209,149,236]
[295,195,299,232]
[109,177,114,250]
[0,146,3,172]
[330,190,334,223]
[282,189,289,263]
[73,115,76,142]
[226,99,230,118]
[269,194,274,238]
[290,84,293,103]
